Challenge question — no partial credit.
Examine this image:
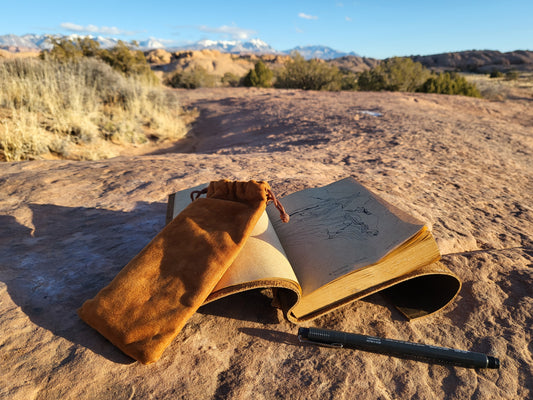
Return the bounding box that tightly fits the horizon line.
[0,32,531,60]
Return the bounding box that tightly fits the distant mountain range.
[183,38,277,54]
[2,34,532,71]
[0,33,358,60]
[284,45,359,60]
[0,33,167,53]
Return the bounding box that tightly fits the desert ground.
[0,87,531,399]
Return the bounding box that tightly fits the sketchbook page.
[269,177,425,296]
[211,210,299,292]
[171,185,299,291]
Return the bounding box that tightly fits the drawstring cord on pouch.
[190,188,208,201]
[266,189,290,223]
[190,185,290,223]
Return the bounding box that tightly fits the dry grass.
[462,72,533,101]
[0,49,41,59]
[0,57,191,161]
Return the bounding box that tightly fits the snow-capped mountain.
[283,45,359,60]
[0,34,166,51]
[176,38,277,54]
[0,34,44,50]
[140,38,166,49]
[0,34,278,53]
[0,33,354,59]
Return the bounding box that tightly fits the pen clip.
[298,335,344,348]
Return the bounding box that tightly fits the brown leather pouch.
[78,180,288,364]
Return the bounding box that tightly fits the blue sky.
[2,1,532,58]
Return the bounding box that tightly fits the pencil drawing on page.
[286,192,380,244]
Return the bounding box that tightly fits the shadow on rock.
[237,327,299,346]
[198,288,281,325]
[0,202,166,364]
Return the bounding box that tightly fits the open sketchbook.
[167,177,461,322]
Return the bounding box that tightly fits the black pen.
[298,327,500,369]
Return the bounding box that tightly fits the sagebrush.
[357,57,482,97]
[275,52,344,91]
[165,65,218,89]
[41,36,158,84]
[418,72,481,97]
[0,57,188,161]
[358,57,430,92]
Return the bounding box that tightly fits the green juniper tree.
[243,60,273,88]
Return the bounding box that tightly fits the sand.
[0,88,531,399]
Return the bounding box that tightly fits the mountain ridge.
[0,33,359,60]
[1,34,532,70]
[410,50,533,72]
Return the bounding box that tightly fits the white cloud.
[60,22,135,36]
[298,13,318,20]
[345,16,352,22]
[198,25,256,40]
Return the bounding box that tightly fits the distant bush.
[41,36,157,83]
[0,57,187,161]
[490,70,504,78]
[357,69,385,91]
[418,72,482,97]
[166,66,218,89]
[340,70,359,91]
[358,57,430,92]
[275,52,343,91]
[243,61,273,88]
[221,72,241,87]
[40,36,96,62]
[505,70,519,81]
[99,41,157,83]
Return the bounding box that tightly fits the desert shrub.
[358,57,430,92]
[42,36,157,83]
[505,70,519,81]
[418,72,482,97]
[99,40,157,83]
[275,52,343,91]
[0,57,188,161]
[243,61,273,88]
[40,36,85,62]
[357,69,386,91]
[340,70,359,90]
[76,36,102,58]
[490,70,504,78]
[221,72,241,87]
[166,66,218,89]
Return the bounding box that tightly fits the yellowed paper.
[211,210,299,292]
[268,177,424,295]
